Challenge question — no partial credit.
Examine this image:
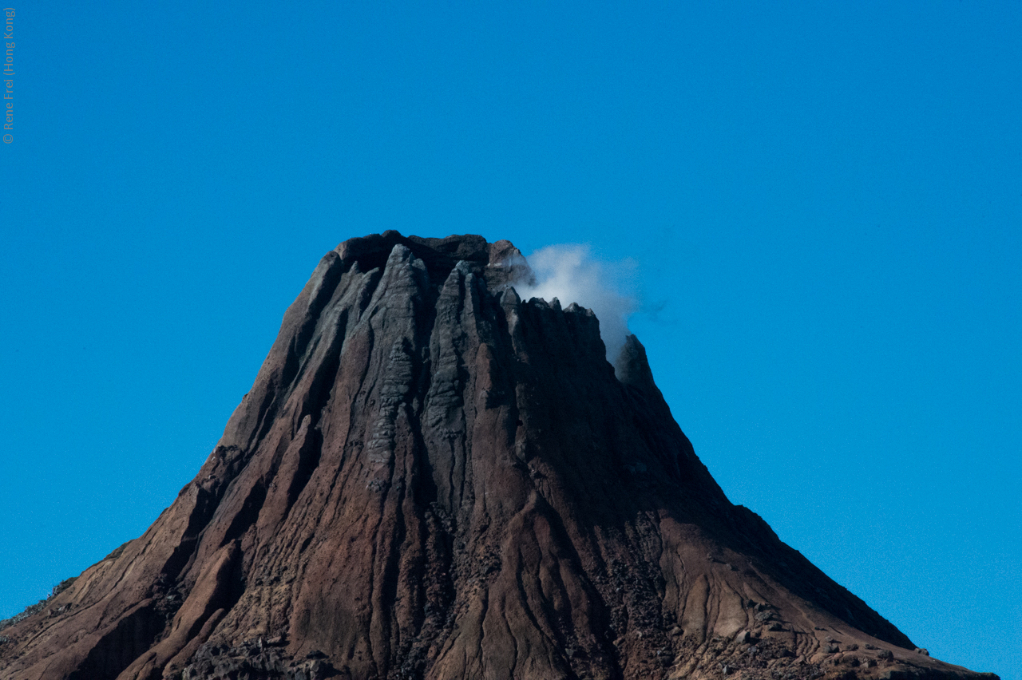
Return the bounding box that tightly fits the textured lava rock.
[0,233,1000,680]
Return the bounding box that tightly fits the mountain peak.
[0,234,997,680]
[333,232,531,294]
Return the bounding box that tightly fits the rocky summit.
[0,233,999,680]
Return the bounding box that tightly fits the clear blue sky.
[2,2,1019,676]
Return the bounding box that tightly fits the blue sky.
[2,1,1020,676]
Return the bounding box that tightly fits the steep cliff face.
[0,233,998,680]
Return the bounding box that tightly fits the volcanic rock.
[0,232,1000,680]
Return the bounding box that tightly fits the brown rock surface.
[0,232,999,680]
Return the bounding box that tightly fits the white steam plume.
[516,245,635,366]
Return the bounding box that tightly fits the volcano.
[0,233,998,680]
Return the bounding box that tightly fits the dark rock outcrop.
[0,232,999,680]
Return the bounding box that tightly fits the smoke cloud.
[516,245,635,366]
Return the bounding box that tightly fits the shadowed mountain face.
[0,233,998,680]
